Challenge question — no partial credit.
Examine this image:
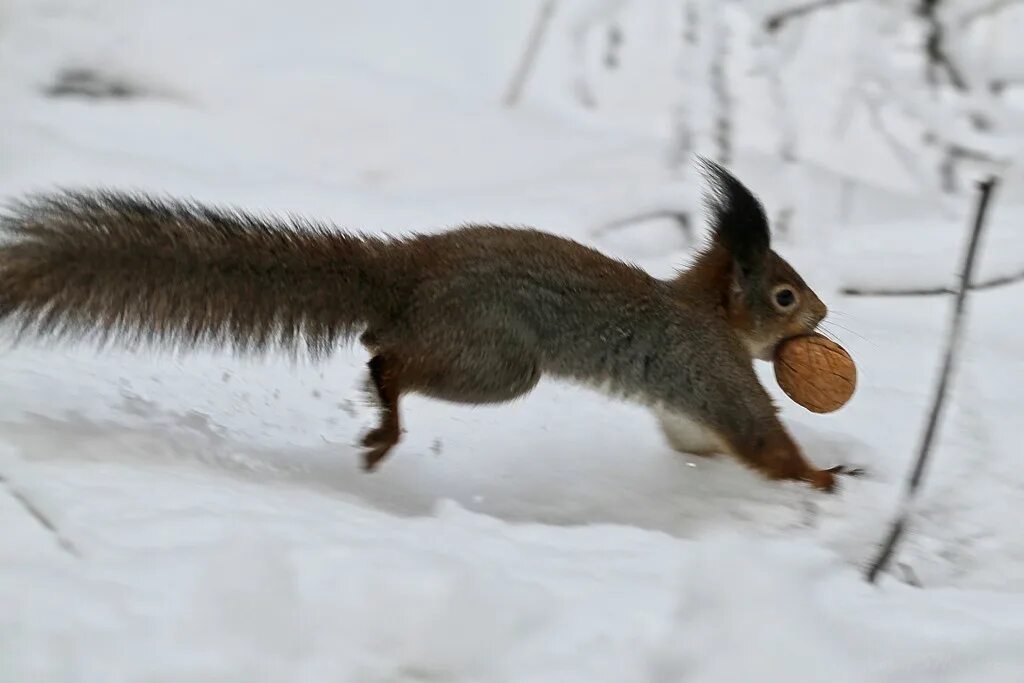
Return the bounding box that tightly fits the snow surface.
[1,1,1024,681]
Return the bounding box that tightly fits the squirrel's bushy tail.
[0,191,384,356]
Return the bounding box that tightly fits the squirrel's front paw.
[825,464,868,478]
[806,465,867,492]
[804,469,837,493]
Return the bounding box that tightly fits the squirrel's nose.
[811,305,827,329]
[811,299,828,329]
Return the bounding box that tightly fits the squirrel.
[0,159,856,491]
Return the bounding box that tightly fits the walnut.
[773,333,857,413]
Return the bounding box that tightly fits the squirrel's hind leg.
[362,353,403,471]
[359,326,541,470]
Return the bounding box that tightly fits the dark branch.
[959,0,1024,27]
[866,176,998,584]
[764,0,861,33]
[710,23,733,165]
[503,0,559,107]
[843,266,1024,297]
[919,0,968,90]
[1,474,80,557]
[593,209,693,242]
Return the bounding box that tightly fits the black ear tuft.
[696,157,770,276]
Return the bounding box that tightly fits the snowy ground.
[2,1,1024,681]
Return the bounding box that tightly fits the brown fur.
[0,162,854,491]
[0,190,390,356]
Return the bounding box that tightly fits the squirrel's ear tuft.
[696,157,770,277]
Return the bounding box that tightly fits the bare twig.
[0,473,80,557]
[764,0,861,33]
[569,0,630,108]
[709,10,733,165]
[503,0,559,107]
[668,0,701,171]
[592,208,693,241]
[957,0,1024,27]
[898,562,923,587]
[865,176,998,584]
[603,22,623,68]
[919,0,967,90]
[861,91,957,216]
[844,266,1024,297]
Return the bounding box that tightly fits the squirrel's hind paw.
[360,427,399,472]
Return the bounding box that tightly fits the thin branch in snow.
[592,208,693,241]
[669,0,732,168]
[862,91,957,216]
[668,0,701,171]
[568,0,630,108]
[957,0,1024,27]
[866,176,998,585]
[1,473,80,557]
[710,12,733,165]
[843,265,1024,296]
[860,61,1011,193]
[919,0,968,90]
[939,141,1001,192]
[604,22,623,68]
[764,0,862,33]
[750,23,800,237]
[898,562,923,587]
[503,0,560,107]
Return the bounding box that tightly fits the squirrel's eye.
[773,287,796,309]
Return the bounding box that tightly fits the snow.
[2,1,1024,681]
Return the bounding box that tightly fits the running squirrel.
[0,160,855,491]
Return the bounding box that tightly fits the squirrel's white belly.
[654,407,723,455]
[570,378,724,455]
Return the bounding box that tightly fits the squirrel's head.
[681,158,828,361]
